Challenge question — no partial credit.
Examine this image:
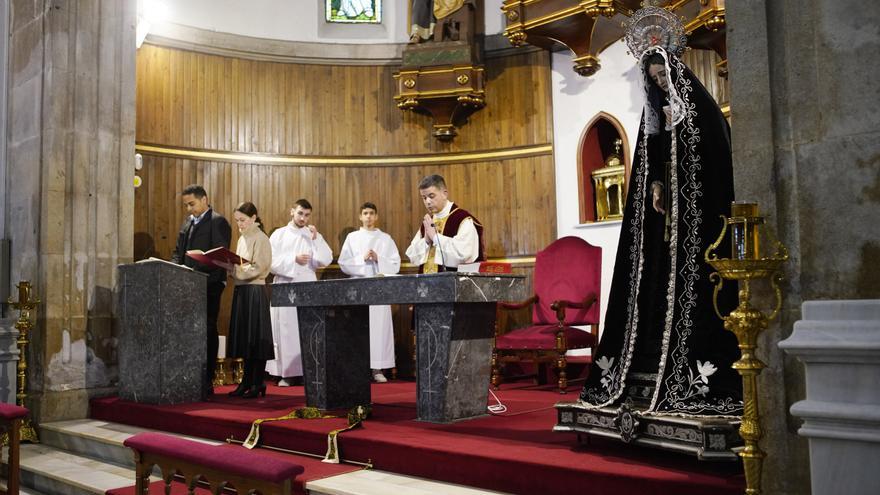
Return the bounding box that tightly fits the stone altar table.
[117,260,208,404]
[271,273,526,423]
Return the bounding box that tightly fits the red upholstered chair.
[492,236,601,393]
[0,403,29,495]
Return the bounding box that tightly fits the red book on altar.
[186,247,248,268]
[458,261,513,274]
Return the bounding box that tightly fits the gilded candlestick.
[705,203,788,495]
[6,281,41,444]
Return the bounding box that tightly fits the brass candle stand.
[233,358,244,384]
[705,202,788,495]
[6,281,41,443]
[213,358,228,387]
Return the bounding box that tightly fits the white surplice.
[265,223,333,378]
[338,228,401,369]
[405,201,479,269]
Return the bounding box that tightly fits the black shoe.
[228,382,248,397]
[242,384,267,398]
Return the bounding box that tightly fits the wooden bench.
[0,403,29,495]
[123,432,304,495]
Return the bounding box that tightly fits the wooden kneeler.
[123,432,305,495]
[0,403,29,495]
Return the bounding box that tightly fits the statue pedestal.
[273,273,526,423]
[117,261,208,404]
[780,299,880,495]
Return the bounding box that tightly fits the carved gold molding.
[135,143,553,167]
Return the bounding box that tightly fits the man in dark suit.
[170,184,232,395]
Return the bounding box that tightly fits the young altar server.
[265,199,333,386]
[406,174,485,273]
[337,202,401,383]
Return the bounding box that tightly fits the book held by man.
[186,247,248,267]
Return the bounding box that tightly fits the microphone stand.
[431,221,445,272]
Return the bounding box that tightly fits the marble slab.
[299,306,371,410]
[271,273,526,307]
[416,303,497,423]
[117,261,207,404]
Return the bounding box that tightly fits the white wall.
[550,40,644,339]
[146,0,505,44]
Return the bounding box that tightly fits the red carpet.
[92,381,744,495]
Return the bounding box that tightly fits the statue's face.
[648,63,669,93]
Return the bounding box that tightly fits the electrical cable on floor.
[487,388,507,414]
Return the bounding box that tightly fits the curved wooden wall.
[134,44,555,354]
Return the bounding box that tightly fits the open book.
[135,257,193,270]
[186,247,249,268]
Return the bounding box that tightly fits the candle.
[730,202,761,260]
[217,335,226,359]
[17,281,32,304]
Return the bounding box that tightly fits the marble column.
[779,300,880,495]
[5,0,136,422]
[727,1,880,493]
[0,317,19,404]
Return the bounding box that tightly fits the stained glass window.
[326,0,382,24]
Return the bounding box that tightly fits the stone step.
[0,478,47,495]
[16,443,135,495]
[307,469,509,495]
[38,419,220,469]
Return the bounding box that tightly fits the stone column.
[727,1,880,493]
[779,300,880,495]
[5,0,136,422]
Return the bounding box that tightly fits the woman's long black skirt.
[227,284,275,360]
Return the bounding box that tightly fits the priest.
[405,174,484,273]
[338,202,401,383]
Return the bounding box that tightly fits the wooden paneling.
[134,155,556,260]
[136,45,553,155]
[682,48,729,106]
[134,45,555,358]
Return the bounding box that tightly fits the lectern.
[117,260,208,404]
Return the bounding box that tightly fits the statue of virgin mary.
[578,5,742,418]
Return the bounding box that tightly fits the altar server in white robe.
[266,199,333,386]
[338,202,401,383]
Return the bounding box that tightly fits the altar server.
[338,202,401,382]
[265,199,333,386]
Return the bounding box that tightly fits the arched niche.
[576,112,631,224]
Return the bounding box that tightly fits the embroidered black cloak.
[579,49,743,417]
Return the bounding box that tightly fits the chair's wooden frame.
[492,294,597,393]
[0,417,22,495]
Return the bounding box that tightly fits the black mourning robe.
[579,50,743,417]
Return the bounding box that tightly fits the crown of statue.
[624,2,687,59]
